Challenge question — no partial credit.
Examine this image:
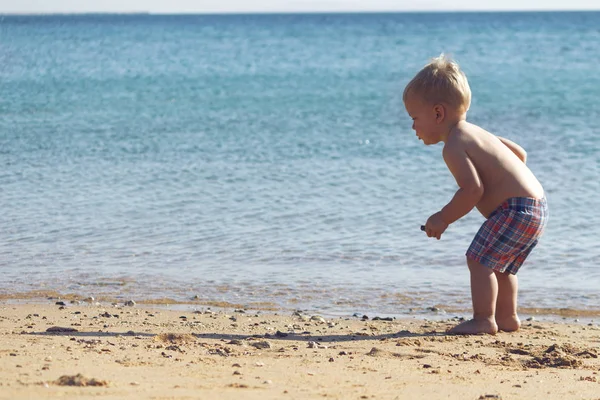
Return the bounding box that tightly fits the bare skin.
[443,121,544,219]
[405,95,544,335]
[447,259,521,335]
[494,270,521,332]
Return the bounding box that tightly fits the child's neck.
[440,114,467,143]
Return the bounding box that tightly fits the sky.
[0,0,598,14]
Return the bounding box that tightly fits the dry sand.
[1,301,599,400]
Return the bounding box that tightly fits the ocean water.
[1,12,599,317]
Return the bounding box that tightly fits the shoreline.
[1,290,600,323]
[1,301,599,399]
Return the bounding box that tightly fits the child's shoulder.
[446,121,491,146]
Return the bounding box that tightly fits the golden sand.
[0,302,599,399]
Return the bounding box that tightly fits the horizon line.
[1,8,599,16]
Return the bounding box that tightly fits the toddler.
[403,55,548,335]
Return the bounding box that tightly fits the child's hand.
[424,212,449,240]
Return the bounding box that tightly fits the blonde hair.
[403,54,471,113]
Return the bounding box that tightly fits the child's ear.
[433,104,445,123]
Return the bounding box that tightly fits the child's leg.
[494,271,520,332]
[448,257,498,335]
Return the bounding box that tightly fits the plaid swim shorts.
[466,196,548,274]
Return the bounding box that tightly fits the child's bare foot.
[447,318,498,335]
[496,315,521,332]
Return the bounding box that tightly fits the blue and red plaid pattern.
[466,196,548,274]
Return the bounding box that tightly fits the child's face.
[404,95,442,145]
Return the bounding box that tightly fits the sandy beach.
[0,301,599,400]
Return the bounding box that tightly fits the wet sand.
[1,301,599,400]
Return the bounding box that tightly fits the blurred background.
[1,2,599,318]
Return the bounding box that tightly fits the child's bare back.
[445,120,544,218]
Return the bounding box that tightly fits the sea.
[1,11,599,319]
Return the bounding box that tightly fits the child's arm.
[497,136,527,164]
[439,143,484,225]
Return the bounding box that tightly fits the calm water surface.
[1,12,599,316]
